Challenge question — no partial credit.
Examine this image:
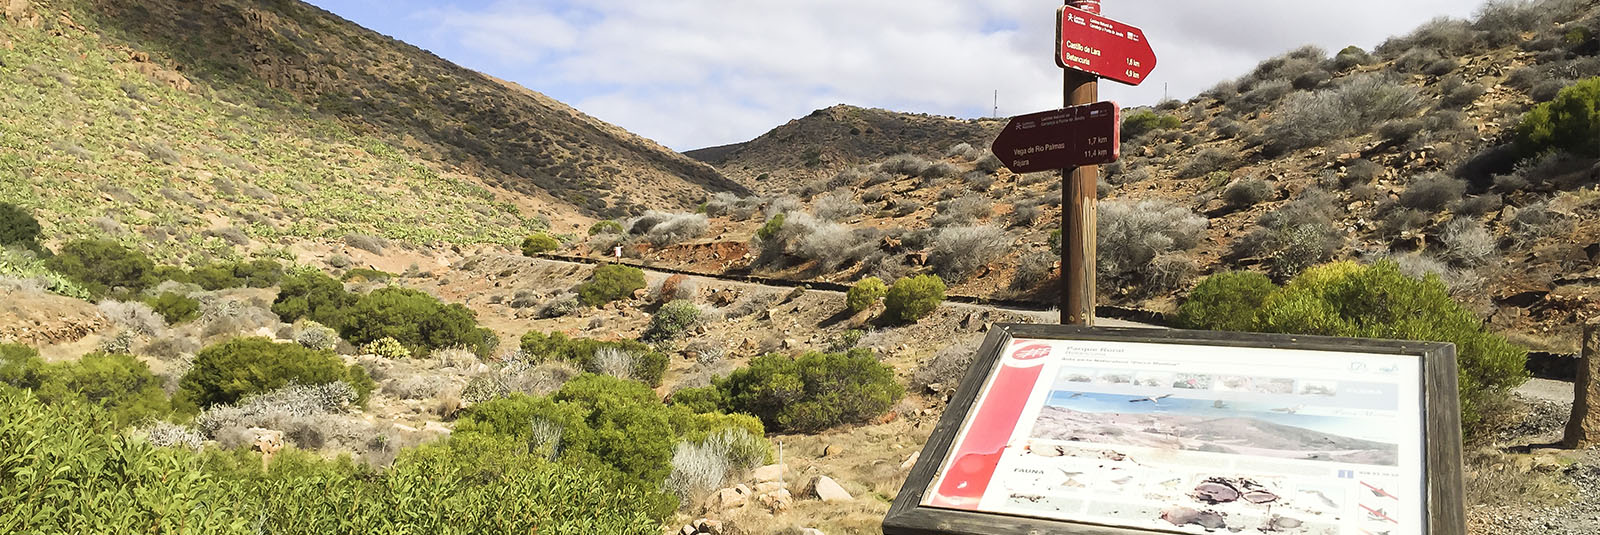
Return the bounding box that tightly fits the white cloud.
[403,0,1491,150]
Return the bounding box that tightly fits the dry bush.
[382,375,448,400]
[946,142,986,161]
[931,195,993,227]
[1223,178,1273,208]
[138,421,205,450]
[196,295,283,339]
[291,319,340,351]
[461,360,580,403]
[912,336,984,395]
[930,225,1009,282]
[589,347,639,381]
[97,300,167,337]
[193,382,357,439]
[1009,199,1045,227]
[812,190,864,221]
[1437,219,1497,267]
[761,212,877,272]
[537,293,580,318]
[627,211,709,246]
[1399,174,1467,212]
[880,154,936,176]
[1260,73,1424,156]
[721,290,781,319]
[663,428,769,504]
[1012,250,1056,289]
[651,274,698,303]
[1509,201,1573,240]
[343,233,387,255]
[1097,199,1207,291]
[765,195,802,218]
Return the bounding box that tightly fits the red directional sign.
[990,101,1120,174]
[1056,6,1157,86]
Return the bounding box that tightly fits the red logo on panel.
[1014,344,1052,361]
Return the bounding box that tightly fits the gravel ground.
[1467,392,1600,535]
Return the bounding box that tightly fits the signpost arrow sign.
[990,101,1120,175]
[1056,6,1156,86]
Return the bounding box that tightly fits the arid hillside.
[1,0,748,266]
[585,1,1600,354]
[686,104,1004,193]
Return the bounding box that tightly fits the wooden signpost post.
[989,0,1158,326]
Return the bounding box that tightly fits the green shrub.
[457,374,765,490]
[37,352,169,428]
[589,220,624,236]
[175,337,374,413]
[643,300,702,342]
[756,212,786,241]
[0,389,665,534]
[883,274,946,323]
[272,269,357,330]
[190,259,284,290]
[0,202,42,251]
[341,287,492,356]
[1122,110,1182,140]
[684,349,903,433]
[521,233,561,255]
[519,331,668,387]
[1515,76,1600,157]
[145,292,200,324]
[360,337,411,359]
[46,239,157,297]
[1174,261,1526,432]
[0,343,47,389]
[577,264,646,306]
[1175,271,1277,332]
[846,277,888,313]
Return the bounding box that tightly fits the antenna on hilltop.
[993,90,999,118]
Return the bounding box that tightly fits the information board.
[884,325,1464,535]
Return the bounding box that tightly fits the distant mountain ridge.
[688,104,1005,194]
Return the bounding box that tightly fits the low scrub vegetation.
[1260,73,1425,156]
[520,232,561,255]
[883,274,947,323]
[846,276,888,313]
[458,374,765,499]
[174,337,374,414]
[1516,76,1600,157]
[578,264,646,306]
[47,239,157,298]
[520,331,668,387]
[1177,262,1526,433]
[672,349,903,433]
[1097,199,1207,294]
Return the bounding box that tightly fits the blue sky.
[306,0,1483,151]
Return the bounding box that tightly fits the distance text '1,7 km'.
[1056,5,1156,86]
[990,101,1121,175]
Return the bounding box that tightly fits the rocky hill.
[686,104,1004,193]
[584,0,1600,355]
[0,0,745,264]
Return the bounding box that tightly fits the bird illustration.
[1270,405,1305,414]
[1069,392,1085,398]
[1361,481,1399,500]
[1362,506,1398,524]
[1130,394,1172,404]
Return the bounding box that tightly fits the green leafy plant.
[521,232,561,255]
[1175,261,1527,432]
[0,202,42,251]
[883,274,946,323]
[1515,76,1600,157]
[577,264,646,306]
[144,292,200,325]
[1121,110,1182,140]
[175,337,374,414]
[272,269,357,330]
[675,349,904,433]
[589,220,624,235]
[643,300,702,342]
[755,212,786,241]
[342,287,493,356]
[846,277,887,313]
[46,240,157,297]
[457,374,766,490]
[360,337,411,359]
[1174,271,1277,332]
[340,267,394,283]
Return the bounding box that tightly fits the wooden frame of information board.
[884,325,1465,535]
